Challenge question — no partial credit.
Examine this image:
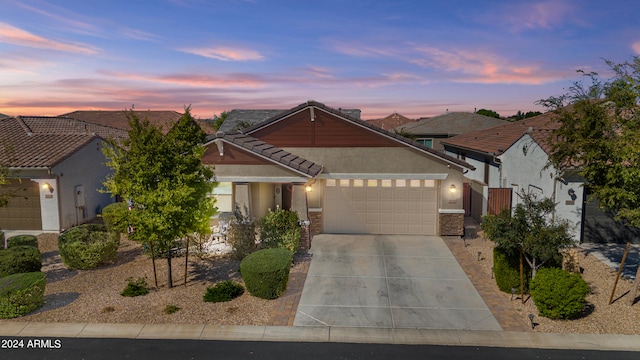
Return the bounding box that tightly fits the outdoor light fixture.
[511,287,517,301]
[449,184,457,193]
[568,188,577,201]
[305,185,313,192]
[42,182,54,193]
[528,314,535,329]
[477,251,482,261]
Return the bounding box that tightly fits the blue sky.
[1,0,639,119]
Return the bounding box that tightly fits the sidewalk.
[2,321,640,351]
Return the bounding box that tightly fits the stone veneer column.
[439,209,465,236]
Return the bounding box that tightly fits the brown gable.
[203,141,272,165]
[248,107,402,147]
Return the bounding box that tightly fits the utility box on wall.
[74,185,86,208]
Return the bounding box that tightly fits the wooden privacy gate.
[488,188,512,215]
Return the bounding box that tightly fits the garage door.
[0,179,42,230]
[324,179,437,235]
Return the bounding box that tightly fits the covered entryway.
[294,234,501,330]
[0,179,42,230]
[323,179,438,235]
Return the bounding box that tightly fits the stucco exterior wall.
[283,147,455,175]
[499,135,583,241]
[214,164,307,180]
[52,138,114,230]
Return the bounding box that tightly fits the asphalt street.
[1,337,638,360]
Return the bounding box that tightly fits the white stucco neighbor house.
[0,116,127,231]
[441,112,585,241]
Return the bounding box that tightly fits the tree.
[211,111,229,132]
[481,192,574,279]
[507,110,542,121]
[102,108,215,288]
[540,57,640,226]
[476,108,500,118]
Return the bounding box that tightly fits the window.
[381,179,392,187]
[340,179,350,187]
[326,179,336,187]
[424,180,435,187]
[353,179,364,187]
[410,180,421,187]
[395,179,406,187]
[367,179,378,187]
[211,182,233,213]
[417,138,433,148]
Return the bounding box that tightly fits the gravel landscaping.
[2,232,640,335]
[464,234,640,335]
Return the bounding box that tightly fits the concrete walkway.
[294,235,501,330]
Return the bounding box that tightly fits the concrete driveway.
[294,234,501,330]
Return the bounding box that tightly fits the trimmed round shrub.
[0,246,42,278]
[494,247,530,293]
[240,248,292,299]
[530,267,589,320]
[0,272,46,319]
[203,280,244,303]
[7,235,38,248]
[58,224,120,270]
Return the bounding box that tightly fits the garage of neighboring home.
[207,101,473,239]
[0,179,42,230]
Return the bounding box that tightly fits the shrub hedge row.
[0,272,46,319]
[493,247,530,293]
[240,248,292,299]
[58,224,120,270]
[0,246,42,278]
[7,235,38,248]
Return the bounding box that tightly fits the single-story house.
[441,111,640,244]
[395,112,508,151]
[203,101,474,247]
[0,116,127,231]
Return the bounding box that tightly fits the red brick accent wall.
[439,213,464,236]
[298,225,311,252]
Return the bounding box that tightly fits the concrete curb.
[1,322,640,351]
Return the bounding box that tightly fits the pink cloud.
[0,22,98,54]
[180,46,264,61]
[633,41,640,55]
[411,46,565,85]
[97,70,265,88]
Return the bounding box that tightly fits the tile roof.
[441,111,561,155]
[61,110,195,133]
[395,112,508,135]
[206,132,323,177]
[0,116,128,168]
[241,101,475,170]
[365,112,416,130]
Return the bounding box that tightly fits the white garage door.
[324,179,438,235]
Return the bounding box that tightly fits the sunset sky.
[1,0,639,120]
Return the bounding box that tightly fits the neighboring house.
[441,111,637,243]
[395,112,508,151]
[0,116,127,231]
[365,112,416,131]
[62,110,216,135]
[204,101,473,247]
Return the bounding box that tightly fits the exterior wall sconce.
[449,184,457,193]
[568,188,577,201]
[305,185,313,192]
[42,182,54,193]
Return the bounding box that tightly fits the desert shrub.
[493,247,531,293]
[58,224,119,270]
[203,280,244,303]
[260,207,301,254]
[530,267,589,320]
[120,277,149,297]
[7,235,38,248]
[164,304,180,314]
[227,208,258,260]
[0,272,46,319]
[240,248,292,300]
[0,246,42,278]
